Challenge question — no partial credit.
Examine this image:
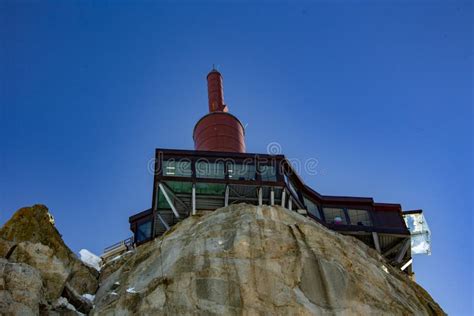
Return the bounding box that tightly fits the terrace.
[126,148,413,273]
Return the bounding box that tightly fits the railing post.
[372,232,382,254]
[224,185,229,207]
[281,189,286,207]
[192,183,196,215]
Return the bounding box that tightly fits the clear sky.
[1,1,472,314]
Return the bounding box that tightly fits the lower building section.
[121,148,416,274]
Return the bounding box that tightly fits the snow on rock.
[82,294,95,302]
[79,249,102,271]
[126,287,137,294]
[53,297,78,312]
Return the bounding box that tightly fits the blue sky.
[1,1,472,314]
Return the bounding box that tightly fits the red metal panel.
[193,70,246,153]
[193,112,246,153]
[207,70,227,112]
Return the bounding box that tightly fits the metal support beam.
[281,190,286,207]
[372,232,382,254]
[152,185,159,237]
[383,239,404,257]
[224,185,229,207]
[401,258,413,271]
[288,197,293,210]
[192,184,196,215]
[157,213,171,230]
[395,239,411,264]
[159,183,180,218]
[258,187,263,206]
[270,188,275,205]
[161,183,189,213]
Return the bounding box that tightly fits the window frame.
[226,161,257,181]
[135,218,153,244]
[322,206,349,225]
[195,160,226,179]
[303,194,322,220]
[258,164,278,182]
[346,208,373,227]
[162,158,193,177]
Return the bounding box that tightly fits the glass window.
[228,163,256,181]
[284,175,299,197]
[163,159,192,177]
[323,207,347,225]
[157,190,169,209]
[347,209,372,226]
[165,181,192,194]
[259,165,277,181]
[136,220,152,243]
[303,196,321,219]
[196,161,225,179]
[195,183,226,195]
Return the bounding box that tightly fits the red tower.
[193,69,246,153]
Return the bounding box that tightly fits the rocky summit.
[0,204,444,315]
[0,205,98,315]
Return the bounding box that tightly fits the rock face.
[0,258,43,315]
[0,205,98,315]
[93,204,445,315]
[9,242,70,301]
[0,203,444,315]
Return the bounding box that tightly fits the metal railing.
[102,236,134,255]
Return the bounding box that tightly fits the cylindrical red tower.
[193,69,246,153]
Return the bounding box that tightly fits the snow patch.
[110,255,122,262]
[54,296,76,311]
[79,249,102,271]
[126,287,138,293]
[82,293,95,302]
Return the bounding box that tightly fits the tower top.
[207,69,228,113]
[193,69,246,153]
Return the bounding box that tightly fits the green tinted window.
[164,181,193,194]
[157,190,169,208]
[259,165,277,181]
[195,183,226,195]
[196,161,225,179]
[163,159,192,177]
[228,163,256,181]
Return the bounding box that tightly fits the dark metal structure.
[129,148,413,272]
[107,68,427,276]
